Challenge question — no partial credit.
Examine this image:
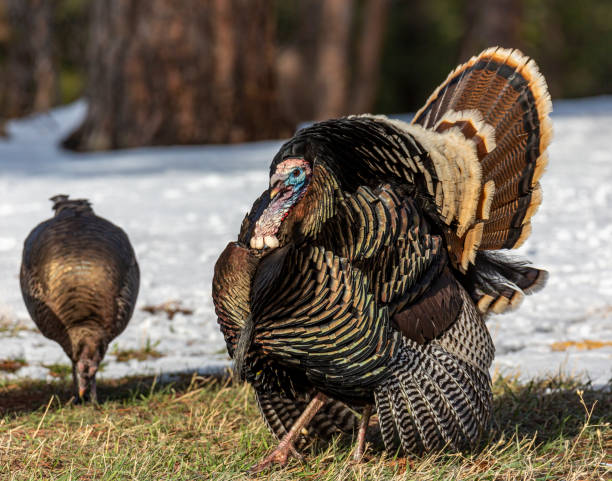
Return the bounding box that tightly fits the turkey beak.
[270,185,281,201]
[77,373,89,401]
[269,174,285,200]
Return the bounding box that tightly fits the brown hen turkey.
[20,195,140,403]
[213,47,552,471]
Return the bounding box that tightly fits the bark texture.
[64,0,290,151]
[276,0,388,123]
[350,0,390,113]
[0,0,58,121]
[313,0,354,119]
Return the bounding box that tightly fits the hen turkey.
[213,47,552,469]
[20,195,140,403]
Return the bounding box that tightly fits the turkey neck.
[275,162,340,246]
[68,323,106,360]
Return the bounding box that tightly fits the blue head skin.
[251,158,312,249]
[272,162,307,199]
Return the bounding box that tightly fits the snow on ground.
[0,99,611,387]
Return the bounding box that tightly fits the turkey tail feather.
[412,47,552,270]
[463,251,549,315]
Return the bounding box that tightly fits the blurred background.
[0,0,611,150]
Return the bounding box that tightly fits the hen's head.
[72,334,105,402]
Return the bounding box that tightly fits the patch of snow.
[1,98,611,387]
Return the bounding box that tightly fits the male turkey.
[20,195,140,403]
[213,47,552,470]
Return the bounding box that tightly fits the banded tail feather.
[411,47,552,274]
[462,251,549,315]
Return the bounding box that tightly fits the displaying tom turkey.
[20,195,140,403]
[212,47,552,471]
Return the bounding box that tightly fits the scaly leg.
[90,375,98,404]
[72,364,82,405]
[250,391,328,473]
[352,404,372,462]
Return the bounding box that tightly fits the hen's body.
[213,47,552,463]
[20,196,139,402]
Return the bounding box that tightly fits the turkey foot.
[250,391,328,473]
[352,404,372,462]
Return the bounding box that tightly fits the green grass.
[0,373,609,480]
[41,364,73,380]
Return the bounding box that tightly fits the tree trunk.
[350,0,390,114]
[314,0,354,119]
[276,0,322,126]
[64,0,290,151]
[0,0,58,121]
[277,0,388,123]
[460,0,524,61]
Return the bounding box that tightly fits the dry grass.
[42,364,73,380]
[0,359,27,373]
[0,315,35,335]
[551,340,612,351]
[111,340,163,363]
[0,373,610,480]
[141,301,194,320]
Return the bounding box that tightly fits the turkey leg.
[352,404,372,462]
[71,364,80,404]
[250,391,328,473]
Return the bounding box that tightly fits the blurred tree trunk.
[277,0,388,124]
[314,0,354,119]
[0,0,58,123]
[276,0,322,125]
[459,0,523,61]
[351,0,390,113]
[64,0,290,151]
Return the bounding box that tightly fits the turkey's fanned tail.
[411,47,552,271]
